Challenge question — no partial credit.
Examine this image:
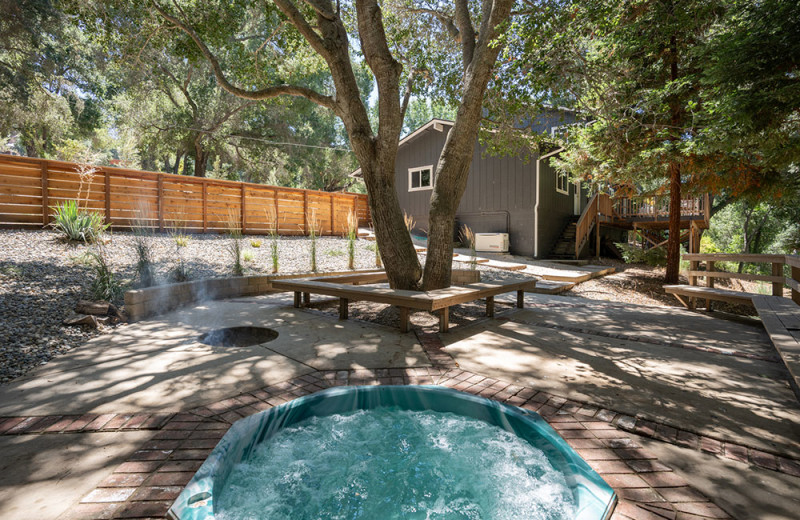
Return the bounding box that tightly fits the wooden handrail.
[574,193,613,258]
[612,194,708,221]
[680,253,800,304]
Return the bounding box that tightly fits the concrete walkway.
[0,292,798,519]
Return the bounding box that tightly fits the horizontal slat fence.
[0,155,370,235]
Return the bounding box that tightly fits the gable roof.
[350,119,453,177]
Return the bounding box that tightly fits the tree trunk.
[194,140,209,178]
[664,33,682,284]
[665,163,682,283]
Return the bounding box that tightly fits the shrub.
[50,200,109,243]
[346,209,358,270]
[266,208,279,274]
[459,225,477,271]
[307,211,319,272]
[250,239,262,248]
[131,206,157,288]
[174,234,189,247]
[86,248,122,303]
[242,250,255,262]
[226,210,244,276]
[616,243,667,266]
[327,249,345,257]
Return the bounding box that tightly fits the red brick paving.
[6,328,797,519]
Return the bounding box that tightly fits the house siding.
[393,114,588,258]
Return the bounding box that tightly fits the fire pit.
[198,326,278,348]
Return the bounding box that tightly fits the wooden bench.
[753,295,800,401]
[666,253,790,310]
[270,277,537,333]
[664,285,756,309]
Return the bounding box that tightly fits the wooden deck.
[753,295,800,401]
[665,253,800,403]
[270,277,537,333]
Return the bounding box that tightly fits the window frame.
[555,170,569,195]
[408,165,435,192]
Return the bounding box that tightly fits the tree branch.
[454,0,476,67]
[403,7,460,40]
[152,1,337,111]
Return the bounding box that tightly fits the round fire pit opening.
[199,326,278,348]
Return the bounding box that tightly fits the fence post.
[104,169,111,225]
[157,174,164,232]
[202,181,208,233]
[707,261,715,289]
[792,263,800,305]
[241,184,247,234]
[352,195,357,229]
[40,161,49,226]
[772,261,784,297]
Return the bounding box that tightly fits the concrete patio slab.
[440,309,800,458]
[0,431,152,520]
[0,296,427,416]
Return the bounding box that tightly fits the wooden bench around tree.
[270,277,538,333]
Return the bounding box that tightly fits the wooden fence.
[0,155,370,235]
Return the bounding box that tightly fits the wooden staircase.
[548,217,579,259]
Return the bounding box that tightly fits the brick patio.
[3,327,797,519]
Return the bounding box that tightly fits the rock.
[63,314,100,328]
[75,300,114,316]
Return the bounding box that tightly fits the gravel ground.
[0,229,386,384]
[5,228,753,384]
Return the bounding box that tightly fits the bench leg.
[303,292,311,306]
[689,297,696,310]
[399,307,409,333]
[439,308,449,333]
[673,294,690,309]
[517,290,524,309]
[293,291,301,308]
[486,296,495,318]
[339,298,349,320]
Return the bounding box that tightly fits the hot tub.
[168,385,616,519]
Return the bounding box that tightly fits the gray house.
[356,112,589,258]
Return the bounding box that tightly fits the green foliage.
[615,243,668,267]
[50,200,109,243]
[326,249,344,257]
[86,248,122,303]
[174,234,189,247]
[227,238,243,276]
[242,250,254,263]
[269,235,279,274]
[250,239,261,248]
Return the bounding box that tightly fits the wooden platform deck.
[270,277,537,333]
[753,295,800,401]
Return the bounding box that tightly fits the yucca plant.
[86,246,122,303]
[50,200,109,243]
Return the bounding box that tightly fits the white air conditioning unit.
[474,233,509,253]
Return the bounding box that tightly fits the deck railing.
[574,192,614,258]
[682,253,800,305]
[612,193,710,224]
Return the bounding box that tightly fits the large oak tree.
[141,0,513,290]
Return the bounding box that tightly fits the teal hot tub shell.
[168,385,616,520]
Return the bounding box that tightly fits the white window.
[408,165,434,192]
[556,170,569,195]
